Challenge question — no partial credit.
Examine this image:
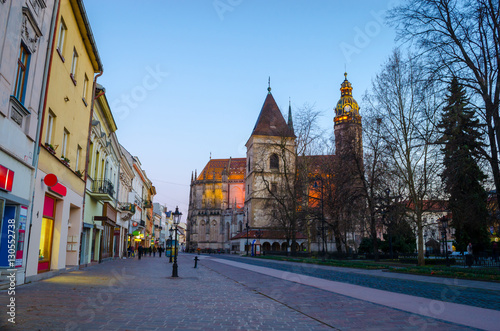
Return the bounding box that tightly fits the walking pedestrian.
[153,245,157,257]
[127,245,132,258]
[138,244,143,260]
[149,246,152,256]
[158,246,163,257]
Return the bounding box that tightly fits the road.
[1,253,498,330]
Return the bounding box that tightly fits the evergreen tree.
[438,78,489,252]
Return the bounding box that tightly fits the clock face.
[344,105,351,113]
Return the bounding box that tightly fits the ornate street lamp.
[172,206,182,277]
[168,228,173,263]
[440,216,450,267]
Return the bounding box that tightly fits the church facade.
[186,74,362,254]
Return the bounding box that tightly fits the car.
[449,251,470,256]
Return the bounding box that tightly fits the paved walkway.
[0,253,498,330]
[201,255,500,330]
[211,255,500,310]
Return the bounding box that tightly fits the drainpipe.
[80,70,103,265]
[25,0,61,281]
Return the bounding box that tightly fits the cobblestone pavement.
[212,255,500,311]
[0,253,491,330]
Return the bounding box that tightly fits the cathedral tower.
[334,73,363,161]
[245,84,296,229]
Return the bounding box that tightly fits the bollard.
[194,256,199,268]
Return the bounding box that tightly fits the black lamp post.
[172,206,182,277]
[440,216,450,267]
[168,228,173,263]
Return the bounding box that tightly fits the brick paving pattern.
[214,255,500,311]
[0,253,493,330]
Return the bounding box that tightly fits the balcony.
[89,179,115,201]
[119,203,136,215]
[143,200,152,209]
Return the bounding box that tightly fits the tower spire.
[288,97,294,134]
[267,76,271,94]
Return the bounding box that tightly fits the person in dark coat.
[148,246,152,256]
[138,244,143,260]
[158,246,163,257]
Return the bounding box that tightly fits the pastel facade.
[0,0,56,286]
[26,0,102,281]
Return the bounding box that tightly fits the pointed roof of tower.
[251,88,295,138]
[287,98,294,135]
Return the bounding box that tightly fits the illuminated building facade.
[187,74,362,253]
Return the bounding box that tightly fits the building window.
[76,145,82,171]
[270,153,279,170]
[271,183,277,194]
[248,157,251,171]
[45,110,55,145]
[82,74,89,105]
[62,129,69,158]
[56,18,66,59]
[13,44,30,103]
[70,48,78,84]
[94,151,100,179]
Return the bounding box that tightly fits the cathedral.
[186,74,362,254]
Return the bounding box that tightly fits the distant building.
[187,74,363,254]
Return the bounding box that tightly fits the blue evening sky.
[84,0,400,217]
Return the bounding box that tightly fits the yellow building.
[26,0,102,281]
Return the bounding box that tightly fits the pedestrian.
[127,245,132,258]
[149,246,152,256]
[138,244,143,260]
[153,245,157,257]
[158,246,163,258]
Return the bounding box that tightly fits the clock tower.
[334,73,362,162]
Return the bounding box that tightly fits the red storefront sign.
[0,164,14,192]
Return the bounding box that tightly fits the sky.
[83,0,400,218]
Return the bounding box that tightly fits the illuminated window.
[56,18,66,57]
[13,44,30,103]
[270,154,279,170]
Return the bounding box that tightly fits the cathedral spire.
[288,98,294,134]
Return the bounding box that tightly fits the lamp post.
[168,228,173,263]
[172,206,182,277]
[440,216,450,267]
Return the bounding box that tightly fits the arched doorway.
[262,242,271,252]
[281,242,288,251]
[292,242,300,252]
[272,242,280,251]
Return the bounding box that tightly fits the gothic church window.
[270,153,279,171]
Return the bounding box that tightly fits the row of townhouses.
[0,0,173,287]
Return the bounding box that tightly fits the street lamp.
[440,216,450,267]
[168,228,173,263]
[172,206,182,277]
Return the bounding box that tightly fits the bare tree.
[366,49,442,266]
[388,0,500,207]
[252,104,326,254]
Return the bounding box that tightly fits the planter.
[45,143,56,155]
